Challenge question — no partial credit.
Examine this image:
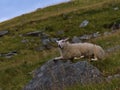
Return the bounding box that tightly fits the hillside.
[0,0,120,90]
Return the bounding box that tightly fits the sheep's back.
[62,44,82,58]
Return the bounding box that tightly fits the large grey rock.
[23,60,104,90]
[0,30,9,37]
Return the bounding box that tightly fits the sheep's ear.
[64,38,69,41]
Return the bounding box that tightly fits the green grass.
[0,0,120,90]
[66,78,120,90]
[0,0,107,30]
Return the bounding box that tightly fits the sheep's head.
[56,38,69,49]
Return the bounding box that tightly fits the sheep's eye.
[62,41,65,43]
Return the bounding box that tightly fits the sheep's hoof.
[91,58,98,61]
[74,57,80,60]
[80,55,84,58]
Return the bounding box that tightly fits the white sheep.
[54,38,105,61]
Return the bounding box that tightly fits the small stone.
[72,36,81,43]
[61,13,69,20]
[92,32,101,38]
[79,34,92,40]
[107,76,113,79]
[114,74,120,78]
[40,32,49,39]
[103,32,111,36]
[21,39,29,43]
[56,30,64,35]
[80,20,89,27]
[111,22,120,31]
[114,7,119,11]
[35,46,45,51]
[41,39,50,46]
[106,47,115,53]
[106,75,113,81]
[41,39,52,49]
[106,45,120,53]
[3,51,17,58]
[19,34,23,37]
[50,38,59,42]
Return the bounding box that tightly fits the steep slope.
[0,0,120,90]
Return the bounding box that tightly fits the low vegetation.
[0,0,120,90]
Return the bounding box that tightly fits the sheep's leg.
[53,56,64,63]
[74,55,84,60]
[80,55,84,58]
[91,56,98,61]
[54,56,63,60]
[91,45,98,61]
[74,57,80,59]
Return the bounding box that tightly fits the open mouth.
[58,45,62,49]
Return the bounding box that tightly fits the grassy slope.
[0,0,120,90]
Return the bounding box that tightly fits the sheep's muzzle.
[58,45,62,49]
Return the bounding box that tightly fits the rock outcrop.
[0,30,9,37]
[23,60,104,90]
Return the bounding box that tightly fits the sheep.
[54,38,105,61]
